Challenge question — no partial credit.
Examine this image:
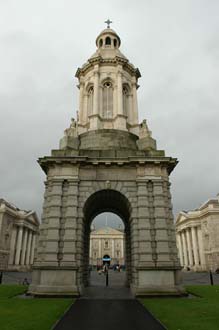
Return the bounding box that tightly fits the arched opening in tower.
[83,190,132,288]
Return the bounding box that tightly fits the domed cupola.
[96,28,121,49]
[75,21,141,136]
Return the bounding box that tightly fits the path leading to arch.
[82,270,133,299]
[54,299,166,330]
[54,270,166,330]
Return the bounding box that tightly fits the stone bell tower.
[29,25,183,296]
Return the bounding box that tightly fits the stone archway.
[28,26,185,297]
[82,189,132,288]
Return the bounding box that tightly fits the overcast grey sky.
[1,0,218,225]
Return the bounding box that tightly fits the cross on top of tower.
[104,19,112,28]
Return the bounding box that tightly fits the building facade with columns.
[0,199,39,271]
[176,195,219,271]
[89,227,124,266]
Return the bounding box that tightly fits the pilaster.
[177,232,183,266]
[131,79,139,125]
[182,231,188,268]
[8,226,17,265]
[197,226,206,270]
[136,180,152,267]
[30,233,36,265]
[191,226,199,268]
[20,228,28,265]
[186,229,193,267]
[61,179,79,266]
[15,226,23,266]
[26,231,33,265]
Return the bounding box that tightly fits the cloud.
[0,0,218,224]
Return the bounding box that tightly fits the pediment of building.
[91,226,124,236]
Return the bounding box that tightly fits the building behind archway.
[90,227,125,267]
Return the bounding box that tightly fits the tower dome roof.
[96,28,121,47]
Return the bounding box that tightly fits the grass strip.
[0,285,73,330]
[142,285,219,330]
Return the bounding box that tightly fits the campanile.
[29,25,183,296]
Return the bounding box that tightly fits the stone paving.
[82,270,133,299]
[53,299,166,330]
[1,271,32,285]
[182,271,219,285]
[2,270,219,287]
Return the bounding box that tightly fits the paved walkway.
[54,299,165,330]
[82,270,133,299]
[54,271,165,330]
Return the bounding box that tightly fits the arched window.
[114,39,117,47]
[87,86,94,116]
[105,37,111,45]
[99,39,103,47]
[123,85,129,116]
[102,81,113,118]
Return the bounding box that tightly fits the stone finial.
[64,118,78,138]
[139,119,152,139]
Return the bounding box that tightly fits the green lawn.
[0,285,73,330]
[142,285,219,330]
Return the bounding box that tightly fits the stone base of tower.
[29,127,183,298]
[131,268,185,296]
[29,267,185,297]
[29,267,80,297]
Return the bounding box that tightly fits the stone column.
[197,226,206,270]
[186,229,193,267]
[61,179,79,266]
[30,234,36,265]
[177,232,183,266]
[8,226,17,265]
[20,228,28,265]
[121,238,124,258]
[99,239,102,258]
[15,226,23,265]
[136,180,152,268]
[93,66,99,115]
[182,230,188,268]
[79,81,85,123]
[44,179,63,265]
[26,231,33,265]
[83,92,88,122]
[117,69,123,115]
[89,238,92,265]
[191,226,199,267]
[112,239,115,259]
[132,80,139,125]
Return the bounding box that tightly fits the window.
[99,39,103,47]
[105,37,111,45]
[114,39,117,47]
[104,240,109,249]
[103,81,113,118]
[87,86,94,115]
